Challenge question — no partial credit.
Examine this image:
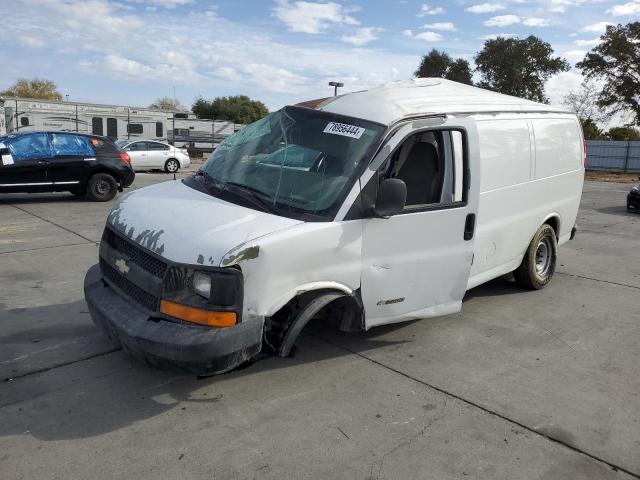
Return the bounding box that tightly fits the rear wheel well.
[265,289,363,357]
[544,216,560,239]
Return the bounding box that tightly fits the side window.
[384,129,465,209]
[156,122,163,137]
[127,142,147,151]
[7,133,51,161]
[92,117,104,136]
[127,123,143,135]
[106,118,118,139]
[147,142,169,151]
[51,134,94,157]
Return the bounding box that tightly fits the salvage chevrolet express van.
[84,79,585,374]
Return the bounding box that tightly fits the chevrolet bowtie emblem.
[115,258,130,275]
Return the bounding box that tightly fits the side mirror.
[373,178,406,218]
[0,148,9,156]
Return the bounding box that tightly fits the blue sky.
[1,0,638,111]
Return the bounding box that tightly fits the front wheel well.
[264,289,363,357]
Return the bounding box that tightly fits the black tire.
[165,158,180,173]
[513,224,557,290]
[87,173,118,202]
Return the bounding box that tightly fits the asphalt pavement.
[0,176,638,480]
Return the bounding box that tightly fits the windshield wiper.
[223,182,279,215]
[194,170,224,192]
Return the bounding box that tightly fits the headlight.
[193,271,212,299]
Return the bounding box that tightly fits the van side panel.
[469,118,533,287]
[467,114,584,290]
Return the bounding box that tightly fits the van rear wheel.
[87,173,118,202]
[514,224,557,290]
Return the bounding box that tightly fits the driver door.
[360,118,480,328]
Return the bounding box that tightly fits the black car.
[0,131,135,201]
[628,182,640,212]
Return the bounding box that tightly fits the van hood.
[106,180,303,266]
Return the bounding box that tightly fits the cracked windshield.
[198,106,385,218]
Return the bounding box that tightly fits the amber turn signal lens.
[160,300,236,327]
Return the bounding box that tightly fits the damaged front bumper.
[84,264,263,375]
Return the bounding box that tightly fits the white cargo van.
[84,79,585,374]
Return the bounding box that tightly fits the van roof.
[316,78,572,126]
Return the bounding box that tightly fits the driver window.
[383,129,465,208]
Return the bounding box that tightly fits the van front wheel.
[514,224,557,290]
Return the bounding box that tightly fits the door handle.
[37,160,49,165]
[464,213,476,241]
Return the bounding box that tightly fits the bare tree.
[562,80,611,123]
[149,96,186,111]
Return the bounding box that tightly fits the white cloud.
[341,27,383,46]
[466,3,505,13]
[484,15,520,27]
[403,29,413,37]
[145,0,193,8]
[562,50,587,62]
[481,33,517,40]
[581,22,614,33]
[18,35,45,48]
[422,22,456,31]
[574,37,600,47]
[608,1,640,15]
[272,0,359,34]
[417,4,445,16]
[414,31,443,41]
[523,18,550,27]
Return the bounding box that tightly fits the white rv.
[84,79,585,375]
[3,97,168,141]
[167,115,237,154]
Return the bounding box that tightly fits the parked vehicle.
[0,131,134,201]
[628,182,640,212]
[116,139,191,173]
[84,78,585,375]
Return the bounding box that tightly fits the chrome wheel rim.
[167,161,178,172]
[535,237,553,278]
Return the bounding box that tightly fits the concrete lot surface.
[1,177,638,480]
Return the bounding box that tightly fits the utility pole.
[328,81,344,96]
[127,108,130,139]
[75,104,78,132]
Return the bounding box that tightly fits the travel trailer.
[2,98,237,150]
[84,78,585,375]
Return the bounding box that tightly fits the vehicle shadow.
[0,299,410,442]
[0,276,524,442]
[595,205,639,217]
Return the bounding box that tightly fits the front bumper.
[84,264,263,375]
[628,191,640,212]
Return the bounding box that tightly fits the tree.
[577,22,640,126]
[606,126,640,141]
[562,80,610,124]
[414,49,473,85]
[580,119,607,140]
[0,78,62,100]
[192,95,269,124]
[475,36,570,102]
[149,97,186,111]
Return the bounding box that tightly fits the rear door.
[0,133,50,190]
[146,141,171,169]
[125,141,149,170]
[47,133,94,187]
